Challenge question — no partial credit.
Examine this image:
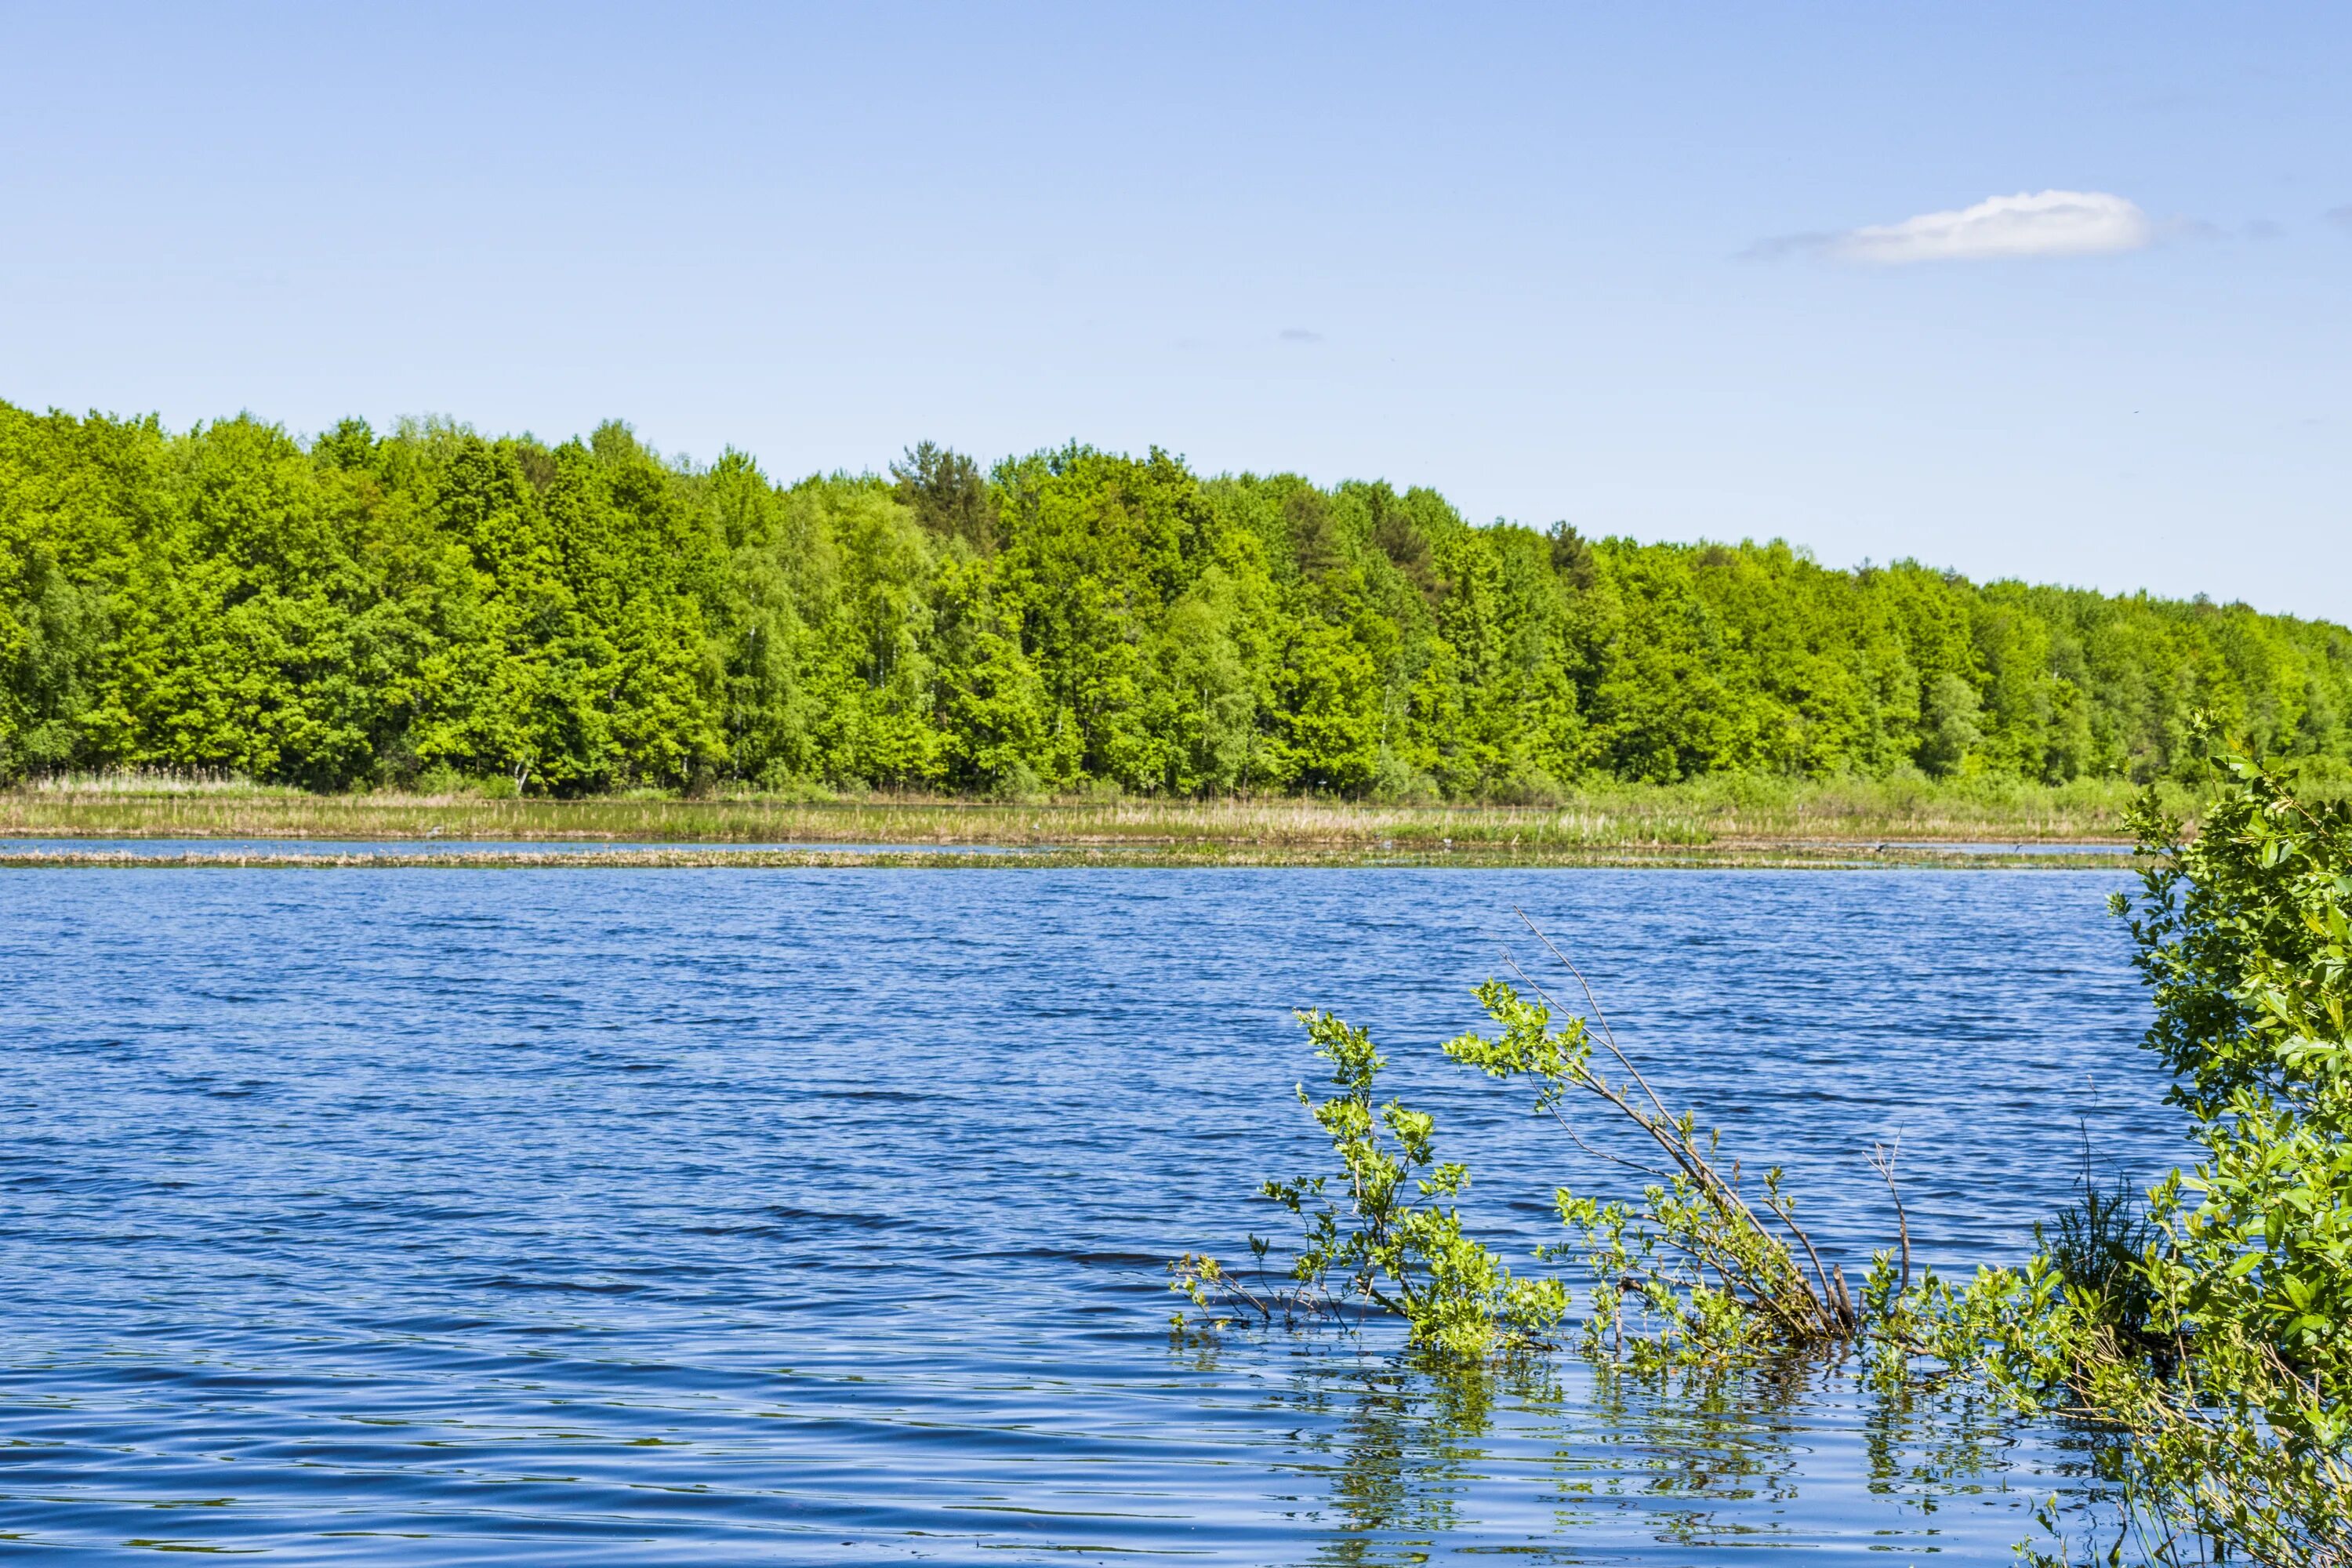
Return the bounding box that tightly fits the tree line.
[2,400,2346,796]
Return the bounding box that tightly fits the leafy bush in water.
[1180,732,2351,1563]
[1440,973,1862,1367]
[1915,737,2352,1566]
[1172,1010,1565,1359]
[1178,962,1874,1370]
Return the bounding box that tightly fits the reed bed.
[0,844,2135,871]
[16,768,306,797]
[0,771,2169,851]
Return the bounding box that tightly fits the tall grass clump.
[19,767,294,797]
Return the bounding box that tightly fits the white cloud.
[1831,190,2153,264]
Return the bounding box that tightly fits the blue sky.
[3,3,2346,617]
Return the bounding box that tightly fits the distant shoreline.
[0,778,2163,874]
[2,787,2141,869]
[0,848,2132,869]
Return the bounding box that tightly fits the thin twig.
[1547,1104,1675,1182]
[1870,1138,1911,1295]
[1504,913,1871,1340]
[1515,908,1674,1127]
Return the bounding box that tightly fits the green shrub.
[1916,732,2352,1566]
[1172,1010,1566,1359]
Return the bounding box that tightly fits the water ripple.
[0,869,2172,1561]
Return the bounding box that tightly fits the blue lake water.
[0,869,2180,1563]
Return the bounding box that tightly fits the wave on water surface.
[0,867,2172,1563]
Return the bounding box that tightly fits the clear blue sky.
[3,3,2345,618]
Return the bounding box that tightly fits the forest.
[3,399,2347,798]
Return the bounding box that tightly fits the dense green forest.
[2,399,2347,797]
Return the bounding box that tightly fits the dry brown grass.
[0,771,2168,853]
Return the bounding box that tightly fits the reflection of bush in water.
[1236,1347,2025,1563]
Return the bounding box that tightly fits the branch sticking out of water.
[1171,1010,1568,1359]
[1177,914,1920,1367]
[1442,912,1872,1363]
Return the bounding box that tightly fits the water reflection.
[1209,1332,2071,1565]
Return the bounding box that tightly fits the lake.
[0,869,2180,1563]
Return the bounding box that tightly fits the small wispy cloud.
[1751,190,2155,265]
[1740,230,1833,261]
[1278,328,1323,344]
[2326,205,2352,233]
[1836,190,2153,263]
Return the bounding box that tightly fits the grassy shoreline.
[0,844,2135,870]
[0,774,2168,866]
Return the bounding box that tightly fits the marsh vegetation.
[5,768,2170,853]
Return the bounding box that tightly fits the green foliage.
[1183,949,1886,1370]
[1173,1010,1566,1359]
[1911,738,2352,1566]
[2035,1171,2166,1359]
[6,397,2350,794]
[2104,744,2352,1422]
[1441,971,1862,1367]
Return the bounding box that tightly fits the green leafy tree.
[4,396,2349,795]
